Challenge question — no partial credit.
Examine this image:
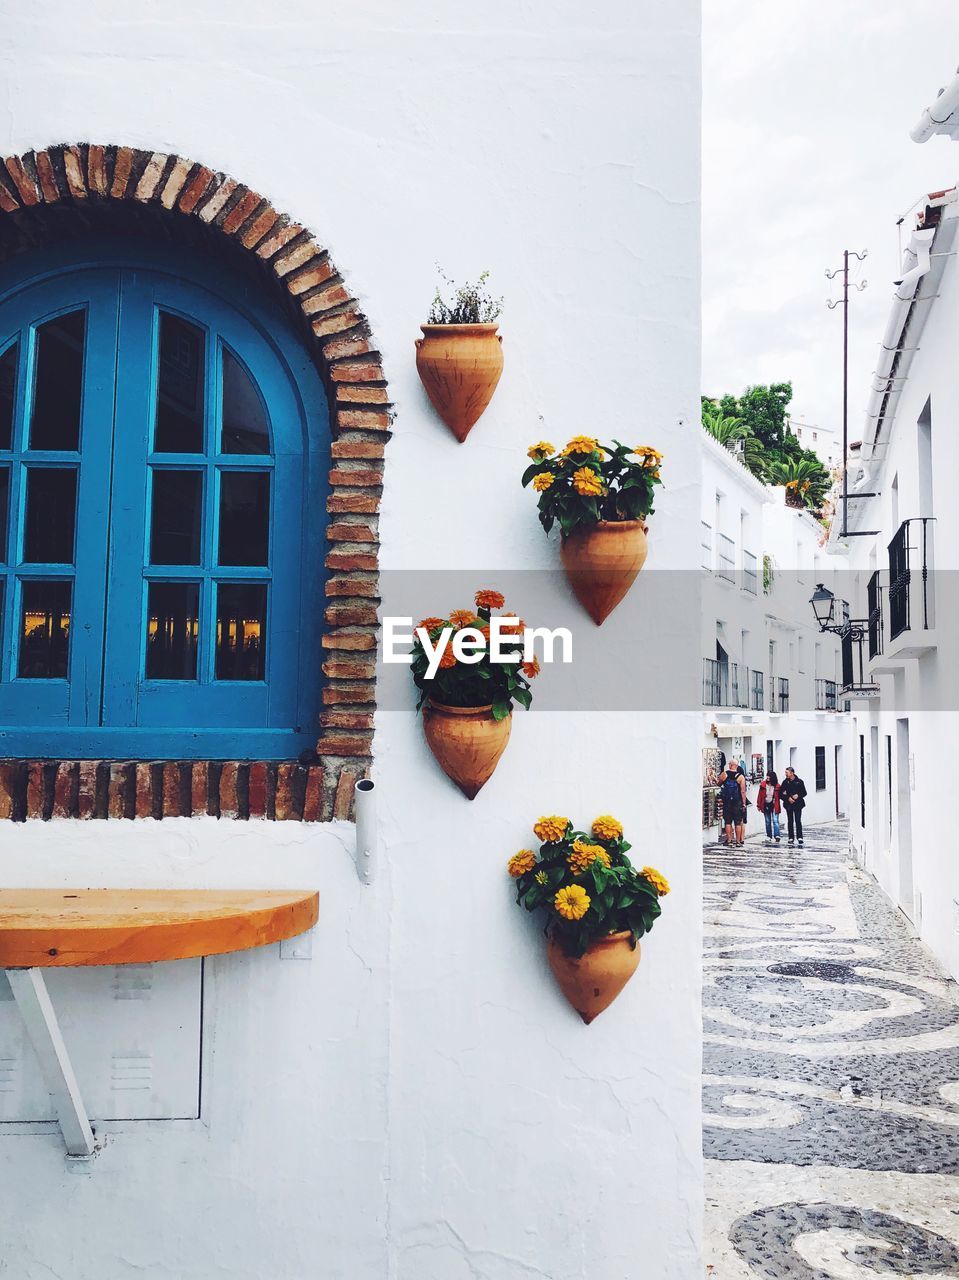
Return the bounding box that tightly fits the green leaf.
[491,698,511,721]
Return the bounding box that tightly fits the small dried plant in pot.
[415,270,505,442]
[411,589,538,798]
[508,815,670,1022]
[522,438,664,624]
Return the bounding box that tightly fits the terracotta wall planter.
[415,323,504,442]
[422,700,511,799]
[546,930,641,1024]
[559,519,648,625]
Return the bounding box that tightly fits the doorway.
[896,719,915,920]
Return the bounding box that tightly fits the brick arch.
[0,144,388,823]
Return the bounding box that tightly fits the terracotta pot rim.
[549,929,636,953]
[561,518,649,539]
[419,323,500,336]
[426,698,509,717]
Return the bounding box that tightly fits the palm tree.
[702,404,768,481]
[768,457,830,511]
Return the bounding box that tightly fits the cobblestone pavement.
[703,820,959,1278]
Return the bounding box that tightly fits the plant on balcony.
[415,269,504,442]
[507,815,670,1023]
[411,589,537,798]
[521,438,664,624]
[769,458,831,511]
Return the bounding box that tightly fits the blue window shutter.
[0,245,329,759]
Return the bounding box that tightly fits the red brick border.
[0,145,387,822]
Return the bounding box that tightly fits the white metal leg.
[6,968,95,1158]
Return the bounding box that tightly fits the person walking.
[757,770,781,844]
[780,766,807,846]
[718,761,748,848]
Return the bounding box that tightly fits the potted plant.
[415,270,504,442]
[522,438,663,623]
[412,590,538,798]
[508,815,669,1023]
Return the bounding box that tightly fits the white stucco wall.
[0,3,703,1278]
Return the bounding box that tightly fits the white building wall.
[0,4,703,1278]
[839,198,959,979]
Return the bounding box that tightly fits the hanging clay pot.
[415,324,504,442]
[559,519,648,625]
[546,930,641,1024]
[422,700,511,799]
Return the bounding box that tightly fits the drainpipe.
[354,778,377,885]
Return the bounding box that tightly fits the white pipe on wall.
[354,778,377,886]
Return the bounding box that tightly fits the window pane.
[0,342,17,451]
[221,348,270,454]
[218,472,270,566]
[0,467,7,562]
[155,313,205,453]
[24,468,77,564]
[146,581,200,680]
[30,312,84,451]
[19,580,71,678]
[150,470,203,565]
[215,583,266,680]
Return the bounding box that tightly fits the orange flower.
[417,616,445,632]
[507,849,537,878]
[532,472,555,492]
[478,624,491,641]
[475,589,505,610]
[499,617,526,634]
[527,441,555,461]
[572,467,604,497]
[438,648,457,669]
[521,656,540,679]
[449,609,477,628]
[561,435,599,457]
[533,815,569,843]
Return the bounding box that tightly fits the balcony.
[884,518,936,659]
[841,623,879,698]
[716,533,736,584]
[749,669,764,711]
[703,659,749,708]
[867,569,882,660]
[769,676,789,714]
[743,550,759,595]
[815,678,838,711]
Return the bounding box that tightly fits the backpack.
[721,776,741,806]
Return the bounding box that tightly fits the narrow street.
[704,821,959,1277]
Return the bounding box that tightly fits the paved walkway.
[703,821,959,1278]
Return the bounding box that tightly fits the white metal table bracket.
[5,968,96,1160]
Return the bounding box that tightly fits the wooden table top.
[0,888,319,968]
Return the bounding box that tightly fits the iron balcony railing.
[840,621,876,695]
[769,676,789,714]
[867,569,883,659]
[749,669,764,711]
[716,533,736,584]
[888,517,933,641]
[702,659,749,708]
[742,550,759,595]
[815,678,838,711]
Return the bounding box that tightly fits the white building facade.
[702,430,851,837]
[832,109,959,980]
[0,5,704,1279]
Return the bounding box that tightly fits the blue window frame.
[0,243,328,759]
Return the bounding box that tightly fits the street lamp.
[810,583,840,633]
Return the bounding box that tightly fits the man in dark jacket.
[780,767,807,846]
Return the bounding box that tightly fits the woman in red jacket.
[757,770,781,844]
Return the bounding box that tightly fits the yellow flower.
[568,840,611,875]
[561,435,599,457]
[535,870,548,885]
[633,446,663,469]
[533,815,570,843]
[592,815,623,841]
[532,472,555,492]
[642,866,671,896]
[449,609,477,628]
[507,849,537,878]
[475,589,506,610]
[572,467,604,497]
[554,884,591,921]
[527,441,555,461]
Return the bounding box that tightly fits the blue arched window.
[0,244,327,759]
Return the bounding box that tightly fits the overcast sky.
[703,2,959,441]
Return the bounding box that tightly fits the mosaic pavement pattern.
[704,821,959,1278]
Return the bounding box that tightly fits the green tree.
[701,402,767,480]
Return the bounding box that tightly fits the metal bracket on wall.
[5,968,96,1162]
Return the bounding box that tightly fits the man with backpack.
[780,766,807,846]
[718,762,747,848]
